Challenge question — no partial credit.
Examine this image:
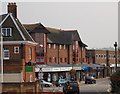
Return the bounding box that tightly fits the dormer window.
[2,28,12,37]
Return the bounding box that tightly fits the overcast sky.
[1,2,118,49]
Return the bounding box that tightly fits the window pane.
[4,49,9,59]
[7,28,11,36]
[2,28,6,36]
[29,48,32,60]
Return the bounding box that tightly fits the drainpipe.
[58,44,59,64]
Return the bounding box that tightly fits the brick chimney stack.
[8,3,17,18]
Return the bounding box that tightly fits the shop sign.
[52,68,60,71]
[60,67,72,71]
[73,67,82,70]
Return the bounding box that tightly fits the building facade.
[86,49,119,76]
[0,3,40,93]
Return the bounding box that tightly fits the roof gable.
[46,27,87,46]
[0,13,34,42]
[23,23,50,34]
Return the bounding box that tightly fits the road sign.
[38,68,43,80]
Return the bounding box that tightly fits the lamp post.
[0,31,3,83]
[38,68,43,92]
[114,42,117,72]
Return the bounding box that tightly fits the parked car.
[85,75,96,84]
[56,79,67,87]
[63,81,80,94]
[41,80,53,87]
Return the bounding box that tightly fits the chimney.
[8,3,17,18]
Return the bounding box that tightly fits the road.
[43,77,111,94]
[80,77,111,94]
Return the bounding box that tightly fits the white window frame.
[59,45,62,49]
[30,74,33,82]
[14,46,19,54]
[48,44,51,48]
[64,45,66,49]
[1,28,12,36]
[3,49,10,60]
[96,54,98,58]
[53,44,56,49]
[29,48,32,60]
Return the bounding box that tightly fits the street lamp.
[0,31,3,83]
[114,42,117,72]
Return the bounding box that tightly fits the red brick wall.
[47,44,68,64]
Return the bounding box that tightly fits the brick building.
[24,23,50,65]
[37,27,88,82]
[46,27,87,65]
[86,49,119,77]
[0,3,40,93]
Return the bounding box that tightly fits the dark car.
[63,81,80,94]
[85,75,96,84]
[56,79,67,87]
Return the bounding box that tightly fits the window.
[36,58,44,62]
[14,46,19,54]
[65,58,67,62]
[60,58,62,63]
[48,44,51,48]
[99,54,101,58]
[59,45,62,49]
[4,49,10,60]
[101,54,103,58]
[29,48,32,60]
[30,75,32,82]
[55,57,57,63]
[49,57,52,62]
[53,44,56,49]
[64,45,66,49]
[104,54,106,58]
[2,28,12,36]
[96,54,98,58]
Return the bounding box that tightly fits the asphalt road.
[80,77,111,94]
[43,77,111,94]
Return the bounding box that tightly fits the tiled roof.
[15,19,34,41]
[46,27,87,47]
[0,13,34,42]
[23,23,50,34]
[0,14,7,23]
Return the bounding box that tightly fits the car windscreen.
[69,82,78,86]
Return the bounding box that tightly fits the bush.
[110,70,120,93]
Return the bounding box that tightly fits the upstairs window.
[14,46,19,54]
[53,44,56,49]
[59,45,62,49]
[29,48,32,60]
[48,44,51,48]
[2,28,12,37]
[3,48,10,60]
[64,45,66,49]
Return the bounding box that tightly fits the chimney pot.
[8,2,17,18]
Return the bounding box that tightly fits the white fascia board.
[2,41,38,46]
[9,13,26,41]
[0,14,9,26]
[20,22,35,42]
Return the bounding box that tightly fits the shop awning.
[88,64,104,70]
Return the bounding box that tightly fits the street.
[80,77,111,94]
[43,77,111,94]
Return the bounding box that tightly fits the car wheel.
[85,81,87,84]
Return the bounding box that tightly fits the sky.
[1,1,118,49]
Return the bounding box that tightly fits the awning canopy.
[88,64,104,70]
[35,64,89,72]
